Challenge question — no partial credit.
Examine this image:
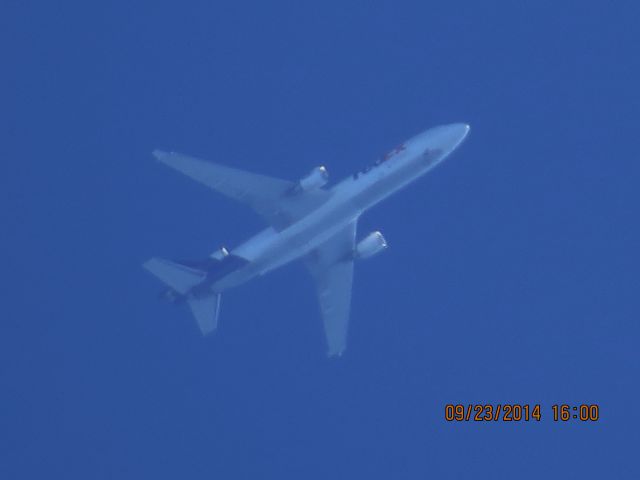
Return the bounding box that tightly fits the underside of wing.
[304,220,358,357]
[153,150,330,230]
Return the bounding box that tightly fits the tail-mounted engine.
[297,166,329,192]
[355,231,388,259]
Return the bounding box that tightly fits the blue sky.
[2,1,639,478]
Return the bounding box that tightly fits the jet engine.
[210,246,230,260]
[355,231,388,259]
[298,166,329,191]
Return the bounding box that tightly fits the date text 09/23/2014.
[444,404,600,422]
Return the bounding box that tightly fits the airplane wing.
[304,220,358,357]
[152,150,330,230]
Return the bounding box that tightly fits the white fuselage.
[211,123,470,291]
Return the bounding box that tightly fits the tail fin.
[143,257,222,335]
[143,257,206,294]
[187,293,222,335]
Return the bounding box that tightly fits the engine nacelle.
[210,246,229,260]
[298,166,328,191]
[355,231,388,259]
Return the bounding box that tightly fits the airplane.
[144,123,470,356]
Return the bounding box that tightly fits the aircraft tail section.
[187,293,222,335]
[143,257,222,335]
[143,257,206,295]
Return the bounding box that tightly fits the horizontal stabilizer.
[143,257,206,295]
[187,293,222,335]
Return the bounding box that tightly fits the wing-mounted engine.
[210,246,230,260]
[296,166,329,192]
[355,231,388,259]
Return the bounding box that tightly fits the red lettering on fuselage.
[383,143,406,161]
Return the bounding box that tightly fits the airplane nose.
[408,123,470,154]
[423,123,469,153]
[441,123,470,149]
[456,123,471,137]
